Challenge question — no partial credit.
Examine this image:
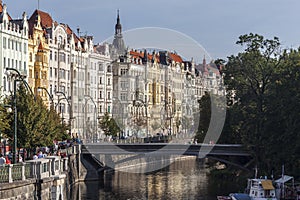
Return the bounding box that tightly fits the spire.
[112,9,126,58]
[115,9,122,35]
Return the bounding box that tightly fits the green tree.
[195,92,211,142]
[4,86,69,149]
[222,33,288,174]
[99,112,120,137]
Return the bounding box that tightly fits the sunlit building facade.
[0,3,29,97]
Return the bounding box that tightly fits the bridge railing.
[111,135,174,144]
[0,156,69,183]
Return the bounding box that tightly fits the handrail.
[0,145,80,183]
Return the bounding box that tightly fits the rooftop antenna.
[37,0,40,10]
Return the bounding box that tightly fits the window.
[107,105,111,113]
[11,40,14,50]
[99,77,102,84]
[107,65,112,72]
[55,52,57,61]
[107,92,111,100]
[8,58,10,67]
[50,85,53,95]
[99,105,102,113]
[99,64,103,71]
[59,52,65,62]
[121,69,127,75]
[99,91,102,99]
[24,43,27,53]
[29,53,33,62]
[50,67,52,77]
[8,39,10,49]
[120,93,127,101]
[3,37,6,49]
[108,78,111,85]
[3,57,6,68]
[50,51,52,60]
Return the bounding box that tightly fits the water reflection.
[70,157,216,200]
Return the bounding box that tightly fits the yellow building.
[28,11,50,106]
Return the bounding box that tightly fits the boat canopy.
[261,180,275,190]
[275,175,293,184]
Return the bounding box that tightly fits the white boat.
[245,178,277,200]
[218,178,277,200]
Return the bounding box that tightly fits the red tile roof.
[129,50,183,64]
[130,50,160,62]
[169,53,183,63]
[28,10,53,29]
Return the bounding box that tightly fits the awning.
[261,180,275,190]
[275,175,293,184]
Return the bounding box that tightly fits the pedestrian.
[18,155,23,162]
[0,154,6,166]
[5,156,11,164]
[38,151,44,159]
[33,154,38,160]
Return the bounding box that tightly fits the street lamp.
[6,67,35,164]
[83,95,97,143]
[37,86,54,109]
[55,91,71,134]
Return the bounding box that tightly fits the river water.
[70,158,225,200]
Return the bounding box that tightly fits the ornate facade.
[0,4,28,96]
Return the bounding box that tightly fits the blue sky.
[5,0,300,62]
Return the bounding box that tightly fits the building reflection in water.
[70,157,214,200]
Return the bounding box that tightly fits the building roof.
[0,4,13,21]
[28,9,54,36]
[169,52,183,63]
[129,50,184,65]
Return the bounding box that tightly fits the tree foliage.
[3,86,69,149]
[99,112,120,137]
[221,33,300,177]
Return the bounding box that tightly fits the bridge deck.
[82,143,251,157]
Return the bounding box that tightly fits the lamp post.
[55,91,71,134]
[84,95,97,143]
[37,86,54,109]
[6,67,35,164]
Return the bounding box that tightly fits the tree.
[195,92,211,142]
[222,33,288,171]
[3,86,69,149]
[99,112,120,137]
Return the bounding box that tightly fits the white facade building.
[0,4,28,96]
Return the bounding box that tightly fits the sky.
[4,0,300,63]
